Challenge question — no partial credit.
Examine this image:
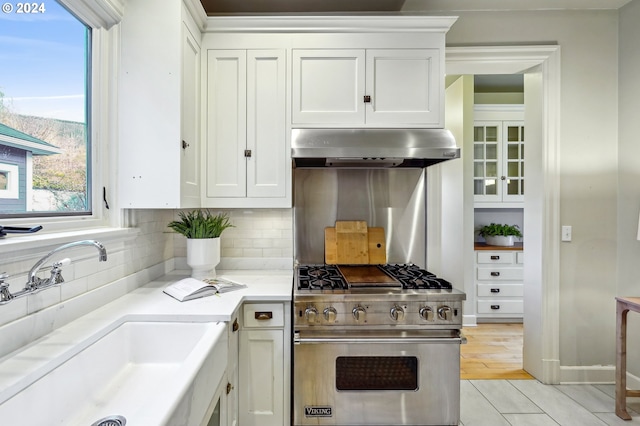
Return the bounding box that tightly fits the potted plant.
[478,223,522,247]
[168,210,234,279]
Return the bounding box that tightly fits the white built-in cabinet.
[292,48,442,127]
[226,313,240,426]
[475,250,524,320]
[239,302,290,426]
[118,0,202,208]
[203,49,288,208]
[473,105,525,207]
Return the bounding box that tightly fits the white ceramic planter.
[484,235,515,247]
[186,238,221,279]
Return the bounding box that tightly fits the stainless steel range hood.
[291,128,460,168]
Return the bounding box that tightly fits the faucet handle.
[0,274,13,303]
[49,258,71,286]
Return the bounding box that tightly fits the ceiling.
[200,0,633,15]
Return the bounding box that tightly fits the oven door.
[293,329,465,426]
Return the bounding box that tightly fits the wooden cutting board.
[324,222,386,265]
[335,220,369,264]
[367,227,386,264]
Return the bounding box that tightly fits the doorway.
[442,45,561,384]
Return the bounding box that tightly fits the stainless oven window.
[336,356,418,391]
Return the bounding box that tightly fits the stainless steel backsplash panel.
[293,168,425,266]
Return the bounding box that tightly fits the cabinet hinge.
[226,382,233,394]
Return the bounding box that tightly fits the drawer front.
[478,300,524,314]
[243,303,284,328]
[477,283,524,297]
[477,267,523,281]
[516,251,524,264]
[477,251,515,264]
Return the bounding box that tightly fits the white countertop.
[0,269,292,406]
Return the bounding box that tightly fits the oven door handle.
[294,335,467,345]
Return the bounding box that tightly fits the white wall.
[419,9,621,374]
[617,0,640,380]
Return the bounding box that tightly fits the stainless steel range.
[293,264,465,426]
[291,128,464,426]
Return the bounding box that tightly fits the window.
[0,0,90,218]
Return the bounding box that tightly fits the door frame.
[446,45,561,384]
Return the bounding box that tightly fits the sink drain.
[91,415,126,426]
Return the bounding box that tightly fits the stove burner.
[297,265,348,290]
[381,264,453,290]
[297,263,453,291]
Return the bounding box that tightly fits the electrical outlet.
[561,225,572,242]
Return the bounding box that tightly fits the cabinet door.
[180,22,201,206]
[206,50,247,198]
[292,49,365,124]
[246,50,286,198]
[365,49,441,126]
[239,329,284,426]
[227,317,239,426]
[502,121,525,202]
[473,121,503,202]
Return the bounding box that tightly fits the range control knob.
[390,305,405,321]
[438,306,452,321]
[419,306,434,321]
[323,307,338,322]
[352,306,367,323]
[305,306,319,323]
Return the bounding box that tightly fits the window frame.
[0,0,122,234]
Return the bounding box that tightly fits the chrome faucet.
[0,240,107,304]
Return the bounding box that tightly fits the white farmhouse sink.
[0,320,227,426]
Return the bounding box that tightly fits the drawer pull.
[490,255,500,260]
[255,311,273,321]
[490,305,501,310]
[490,271,501,277]
[490,288,500,293]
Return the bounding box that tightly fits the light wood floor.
[461,323,534,380]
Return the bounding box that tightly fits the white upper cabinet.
[203,49,288,208]
[473,105,525,207]
[292,48,442,127]
[118,0,203,208]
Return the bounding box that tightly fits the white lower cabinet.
[475,250,524,320]
[238,302,290,426]
[226,312,240,426]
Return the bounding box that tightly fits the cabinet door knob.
[232,318,239,332]
[490,271,501,277]
[490,255,500,260]
[364,95,371,103]
[255,311,273,321]
[244,149,252,158]
[182,140,189,149]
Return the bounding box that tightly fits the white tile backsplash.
[172,209,293,261]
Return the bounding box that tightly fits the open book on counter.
[163,277,248,302]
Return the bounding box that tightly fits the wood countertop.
[475,242,524,251]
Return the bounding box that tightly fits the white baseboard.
[559,365,615,384]
[463,314,477,327]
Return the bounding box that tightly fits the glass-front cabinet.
[473,105,524,206]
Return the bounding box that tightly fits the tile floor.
[460,380,640,425]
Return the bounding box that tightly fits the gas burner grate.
[297,265,348,290]
[380,264,453,290]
